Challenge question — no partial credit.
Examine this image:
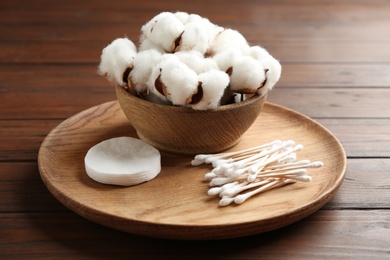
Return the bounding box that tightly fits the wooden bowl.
[116,85,267,154]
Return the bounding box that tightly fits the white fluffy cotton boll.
[174,11,190,24]
[191,70,230,110]
[158,57,199,105]
[175,51,219,74]
[209,28,249,56]
[259,56,282,93]
[186,13,204,24]
[244,45,270,61]
[229,56,267,94]
[212,48,243,73]
[147,63,170,103]
[129,49,162,93]
[174,50,204,74]
[146,54,179,102]
[201,58,219,72]
[178,22,209,54]
[187,14,224,49]
[98,37,137,87]
[138,38,164,53]
[140,12,184,53]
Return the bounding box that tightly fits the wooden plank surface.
[1,158,388,213]
[1,64,390,119]
[1,118,390,162]
[0,210,389,259]
[1,0,389,257]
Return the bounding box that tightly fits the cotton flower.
[98,37,137,87]
[242,45,281,94]
[98,11,282,110]
[186,14,224,52]
[209,28,249,56]
[201,57,219,72]
[138,38,164,53]
[177,22,209,54]
[229,56,267,94]
[186,13,203,23]
[147,54,175,103]
[174,11,190,24]
[258,56,282,94]
[174,51,218,74]
[150,54,199,105]
[140,12,184,53]
[212,48,243,73]
[174,51,204,73]
[129,49,162,94]
[244,45,270,60]
[191,70,230,110]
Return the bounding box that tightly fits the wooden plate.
[38,101,346,240]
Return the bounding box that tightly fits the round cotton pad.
[85,137,161,186]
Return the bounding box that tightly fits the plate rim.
[38,100,347,240]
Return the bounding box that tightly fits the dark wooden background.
[1,0,389,258]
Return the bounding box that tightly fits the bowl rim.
[116,85,266,112]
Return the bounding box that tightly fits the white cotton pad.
[84,137,161,186]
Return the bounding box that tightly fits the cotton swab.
[193,139,324,206]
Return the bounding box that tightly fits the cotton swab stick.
[192,140,323,206]
[233,179,295,205]
[191,140,282,166]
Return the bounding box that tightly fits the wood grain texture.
[1,0,390,257]
[116,86,267,154]
[1,210,389,259]
[38,101,345,239]
[2,88,389,120]
[2,158,389,214]
[2,118,390,163]
[267,88,390,118]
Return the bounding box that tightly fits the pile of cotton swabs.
[191,140,323,206]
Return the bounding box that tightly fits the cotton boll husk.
[98,37,137,87]
[191,70,230,110]
[177,22,209,54]
[212,48,243,73]
[129,49,162,93]
[146,54,177,102]
[159,57,199,105]
[140,12,184,53]
[174,11,189,24]
[209,28,249,56]
[258,56,282,94]
[147,62,170,103]
[229,56,266,94]
[146,54,183,103]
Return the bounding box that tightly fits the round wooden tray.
[38,101,346,240]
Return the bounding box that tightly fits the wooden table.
[1,0,389,258]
